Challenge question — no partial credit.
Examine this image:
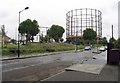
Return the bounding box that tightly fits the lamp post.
[75,18,79,52]
[75,31,78,51]
[96,35,99,52]
[18,7,29,58]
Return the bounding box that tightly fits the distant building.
[0,35,11,43]
[118,1,120,38]
[0,25,11,43]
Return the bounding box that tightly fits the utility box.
[107,49,120,65]
[107,43,113,64]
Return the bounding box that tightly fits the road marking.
[2,61,20,66]
[41,70,65,81]
[2,62,43,72]
[2,66,29,72]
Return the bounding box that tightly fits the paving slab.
[65,64,105,74]
[43,65,118,81]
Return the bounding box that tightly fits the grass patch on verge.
[2,43,84,56]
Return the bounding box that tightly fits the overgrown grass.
[2,44,18,56]
[2,43,84,56]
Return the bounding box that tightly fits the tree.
[66,38,74,44]
[39,34,50,43]
[117,38,120,45]
[99,37,108,45]
[47,25,65,42]
[11,39,17,44]
[109,37,116,44]
[39,34,44,43]
[117,38,120,48]
[1,25,6,36]
[60,38,64,42]
[109,37,117,48]
[18,19,39,43]
[44,35,50,43]
[83,28,97,44]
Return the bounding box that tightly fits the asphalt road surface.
[2,49,107,81]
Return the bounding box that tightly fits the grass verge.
[2,43,84,56]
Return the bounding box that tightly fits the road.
[2,49,107,81]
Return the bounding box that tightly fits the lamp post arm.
[19,12,20,24]
[19,9,25,14]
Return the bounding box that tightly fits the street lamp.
[18,7,29,58]
[75,31,78,52]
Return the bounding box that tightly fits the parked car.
[104,46,107,50]
[99,46,106,52]
[84,46,91,50]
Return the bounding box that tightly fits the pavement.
[41,51,119,82]
[42,65,119,81]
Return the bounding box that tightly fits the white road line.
[3,66,29,72]
[2,63,43,72]
[41,70,65,81]
[2,62,20,66]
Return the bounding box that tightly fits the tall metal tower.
[66,8,102,39]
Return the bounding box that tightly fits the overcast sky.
[0,0,119,40]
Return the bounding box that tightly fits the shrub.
[9,48,18,53]
[46,48,55,52]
